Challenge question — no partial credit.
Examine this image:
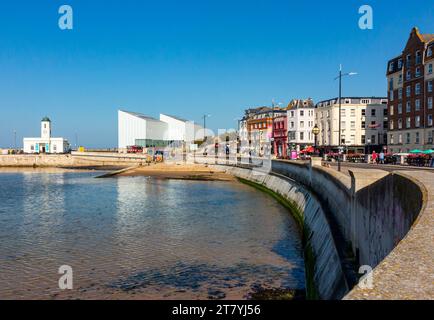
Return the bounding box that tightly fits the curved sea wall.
[205,158,430,299]
[213,164,349,300]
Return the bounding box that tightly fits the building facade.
[118,110,202,151]
[315,97,388,153]
[23,117,70,154]
[387,27,434,153]
[287,99,316,152]
[273,113,287,157]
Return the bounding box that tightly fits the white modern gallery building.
[23,117,70,154]
[118,110,203,151]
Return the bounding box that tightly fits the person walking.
[371,151,378,164]
[379,151,385,164]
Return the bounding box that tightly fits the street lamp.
[202,114,211,141]
[334,65,357,172]
[312,124,320,155]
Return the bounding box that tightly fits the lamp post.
[312,124,320,156]
[13,130,17,151]
[335,65,357,171]
[202,114,211,142]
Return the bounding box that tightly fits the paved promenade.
[345,170,434,300]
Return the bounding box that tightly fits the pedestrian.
[372,151,378,164]
[379,151,385,164]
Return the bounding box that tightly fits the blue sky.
[0,0,433,148]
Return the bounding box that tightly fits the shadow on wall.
[352,173,423,268]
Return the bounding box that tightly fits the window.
[398,59,403,69]
[290,111,295,117]
[390,120,394,130]
[416,51,422,64]
[415,83,421,95]
[428,46,433,57]
[416,67,421,77]
[361,121,366,129]
[389,78,394,91]
[371,109,376,116]
[398,74,403,84]
[406,70,411,80]
[384,108,388,116]
[290,121,294,128]
[390,134,394,144]
[428,115,433,127]
[406,133,411,144]
[300,121,305,128]
[415,132,420,144]
[300,110,304,116]
[341,109,346,116]
[406,86,411,97]
[351,121,355,129]
[398,103,402,114]
[416,99,421,111]
[398,118,403,129]
[300,132,304,141]
[406,54,411,67]
[361,135,366,144]
[429,97,433,110]
[390,105,394,116]
[406,101,411,113]
[371,135,376,144]
[384,120,388,129]
[388,62,394,72]
[30,145,34,151]
[53,145,57,152]
[428,81,433,93]
[429,64,433,75]
[350,109,356,117]
[361,109,366,116]
[415,116,421,128]
[406,117,411,128]
[398,88,403,99]
[399,133,403,144]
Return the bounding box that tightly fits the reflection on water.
[0,170,304,299]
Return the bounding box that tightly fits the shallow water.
[0,170,304,299]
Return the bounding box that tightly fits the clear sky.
[0,0,433,148]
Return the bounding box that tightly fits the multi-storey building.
[387,27,434,153]
[315,97,388,153]
[286,99,316,152]
[273,113,287,157]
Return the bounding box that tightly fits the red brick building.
[387,27,434,153]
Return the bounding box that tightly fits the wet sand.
[119,163,235,181]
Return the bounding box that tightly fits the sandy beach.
[118,163,235,181]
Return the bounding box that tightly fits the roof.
[315,97,388,106]
[41,116,51,122]
[119,110,163,122]
[421,33,434,43]
[160,114,189,123]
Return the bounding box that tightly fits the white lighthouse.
[41,116,51,140]
[23,117,70,154]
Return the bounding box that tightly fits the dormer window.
[397,59,403,69]
[428,46,433,57]
[389,62,394,72]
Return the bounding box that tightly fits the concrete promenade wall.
[0,152,150,167]
[212,164,349,300]
[200,157,429,299]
